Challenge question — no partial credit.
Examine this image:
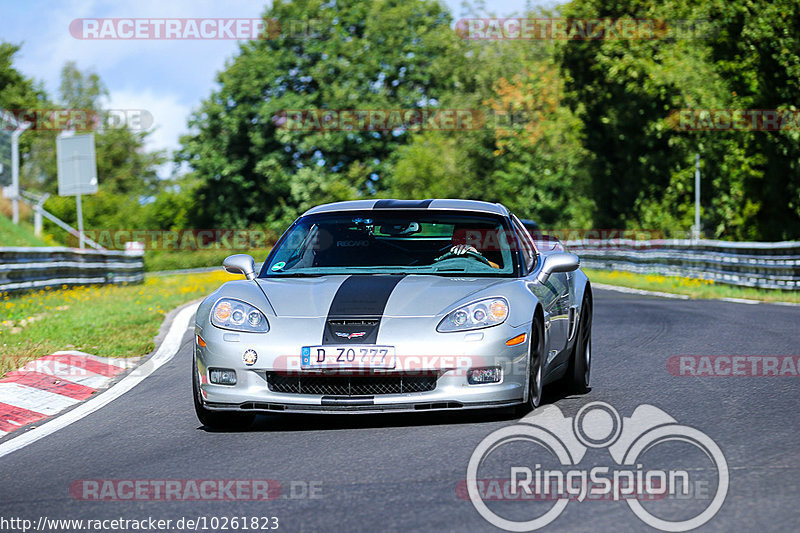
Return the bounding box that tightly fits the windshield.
[261,211,519,277]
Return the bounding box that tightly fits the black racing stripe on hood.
[322,275,405,344]
[373,199,432,209]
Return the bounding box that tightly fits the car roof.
[303,199,509,217]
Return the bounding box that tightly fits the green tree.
[0,42,49,198]
[40,63,165,234]
[390,9,593,227]
[0,43,47,110]
[59,60,107,113]
[178,0,464,230]
[560,0,800,239]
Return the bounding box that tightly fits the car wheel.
[517,312,545,415]
[567,292,592,393]
[192,358,255,430]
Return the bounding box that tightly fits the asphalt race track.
[0,289,798,532]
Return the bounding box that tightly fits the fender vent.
[567,306,578,341]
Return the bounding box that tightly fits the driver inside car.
[448,243,500,269]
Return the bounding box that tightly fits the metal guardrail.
[3,240,797,293]
[564,239,800,290]
[0,247,144,293]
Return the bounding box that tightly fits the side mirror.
[223,254,256,281]
[536,252,580,284]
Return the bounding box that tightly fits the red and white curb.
[0,303,199,459]
[0,351,139,437]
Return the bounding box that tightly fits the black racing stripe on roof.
[373,199,433,209]
[322,275,405,344]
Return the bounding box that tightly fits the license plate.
[301,346,396,369]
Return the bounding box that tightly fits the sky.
[0,0,544,166]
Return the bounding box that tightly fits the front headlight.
[437,297,509,332]
[211,298,269,333]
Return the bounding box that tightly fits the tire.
[566,292,592,393]
[193,358,255,430]
[516,312,545,415]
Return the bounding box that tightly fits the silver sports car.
[193,199,592,428]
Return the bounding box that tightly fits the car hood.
[255,275,509,318]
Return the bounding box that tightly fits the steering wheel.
[433,249,493,267]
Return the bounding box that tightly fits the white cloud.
[5,0,539,162]
[9,0,266,158]
[14,0,265,85]
[107,88,190,154]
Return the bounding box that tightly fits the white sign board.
[1,110,20,196]
[0,130,11,188]
[57,133,98,196]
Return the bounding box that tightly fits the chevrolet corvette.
[193,199,592,428]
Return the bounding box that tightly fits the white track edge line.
[593,282,800,306]
[0,303,199,459]
[592,282,689,300]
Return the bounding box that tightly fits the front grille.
[267,373,437,396]
[327,319,379,327]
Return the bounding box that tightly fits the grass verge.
[2,265,793,379]
[0,270,237,378]
[0,213,51,247]
[585,268,800,303]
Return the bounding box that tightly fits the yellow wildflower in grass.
[645,274,668,284]
[1,270,236,378]
[584,267,797,304]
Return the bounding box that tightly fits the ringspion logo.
[465,402,728,531]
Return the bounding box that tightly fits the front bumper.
[195,317,531,414]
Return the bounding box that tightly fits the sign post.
[693,154,701,242]
[1,112,31,225]
[56,133,98,249]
